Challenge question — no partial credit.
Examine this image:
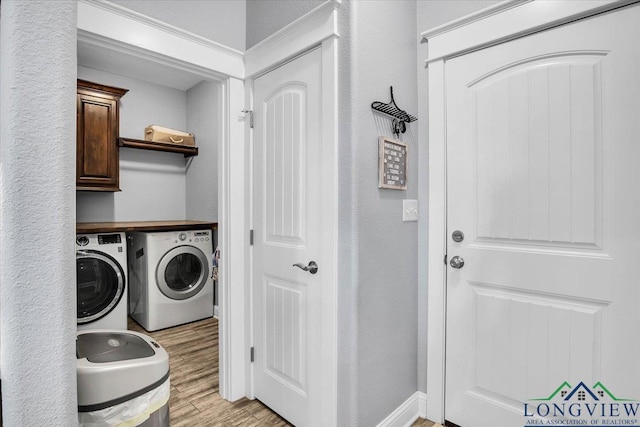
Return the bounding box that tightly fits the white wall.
[76,66,189,222]
[0,1,78,425]
[186,80,219,222]
[108,0,247,51]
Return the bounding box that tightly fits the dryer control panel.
[171,230,211,243]
[193,230,210,242]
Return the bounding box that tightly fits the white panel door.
[445,5,640,426]
[252,48,324,427]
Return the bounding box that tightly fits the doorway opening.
[76,26,237,424]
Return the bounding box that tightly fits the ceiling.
[77,38,212,91]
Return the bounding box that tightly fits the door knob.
[449,256,464,269]
[293,261,318,274]
[452,230,464,242]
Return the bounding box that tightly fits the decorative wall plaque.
[378,137,407,190]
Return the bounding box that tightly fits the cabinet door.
[76,88,122,191]
[76,79,128,191]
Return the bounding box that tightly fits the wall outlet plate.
[403,199,418,222]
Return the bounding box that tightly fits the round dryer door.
[77,250,125,324]
[156,245,209,300]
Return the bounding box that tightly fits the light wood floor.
[128,316,435,426]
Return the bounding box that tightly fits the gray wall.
[0,0,506,424]
[76,66,190,222]
[417,0,499,32]
[109,0,247,51]
[415,0,500,394]
[246,0,324,48]
[0,1,78,424]
[338,1,419,425]
[186,80,219,222]
[337,4,356,423]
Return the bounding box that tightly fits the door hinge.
[444,254,448,265]
[242,109,254,128]
[250,346,255,363]
[250,229,254,245]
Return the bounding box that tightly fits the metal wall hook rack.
[371,86,417,136]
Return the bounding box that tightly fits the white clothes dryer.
[76,232,128,331]
[127,229,214,331]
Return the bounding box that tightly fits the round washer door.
[77,250,125,324]
[156,245,209,300]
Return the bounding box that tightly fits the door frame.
[420,0,636,423]
[77,0,247,401]
[244,1,340,424]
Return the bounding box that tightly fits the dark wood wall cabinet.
[77,79,128,191]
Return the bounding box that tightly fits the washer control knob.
[76,236,89,246]
[179,232,187,241]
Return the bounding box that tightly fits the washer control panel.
[98,234,122,245]
[76,233,124,250]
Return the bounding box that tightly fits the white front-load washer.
[76,232,128,331]
[127,229,214,331]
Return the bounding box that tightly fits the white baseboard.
[214,305,219,319]
[376,391,428,427]
[418,391,427,418]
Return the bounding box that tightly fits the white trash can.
[77,330,170,427]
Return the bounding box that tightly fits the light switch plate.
[403,199,418,222]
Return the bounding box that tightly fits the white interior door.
[252,48,325,427]
[445,5,640,426]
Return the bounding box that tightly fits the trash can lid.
[77,332,155,363]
